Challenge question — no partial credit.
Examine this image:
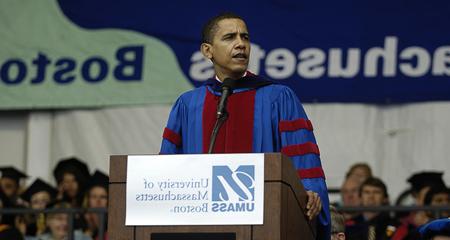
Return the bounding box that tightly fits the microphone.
[208,78,235,153]
[216,78,235,119]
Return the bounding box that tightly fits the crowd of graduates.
[334,163,449,240]
[0,157,448,240]
[0,158,108,240]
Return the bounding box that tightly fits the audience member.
[346,177,398,240]
[345,163,373,183]
[0,167,28,205]
[339,162,372,222]
[424,186,450,219]
[21,179,57,210]
[53,157,90,208]
[20,178,58,237]
[36,201,92,240]
[393,172,446,240]
[408,172,446,207]
[83,171,109,240]
[340,177,362,221]
[0,189,24,240]
[330,205,346,240]
[53,157,91,230]
[11,205,28,237]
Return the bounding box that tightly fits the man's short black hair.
[202,12,245,44]
[360,177,389,199]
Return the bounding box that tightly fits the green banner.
[0,0,192,109]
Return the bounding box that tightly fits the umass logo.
[211,165,255,212]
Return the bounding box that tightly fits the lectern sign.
[125,154,264,225]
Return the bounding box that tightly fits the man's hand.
[306,190,322,220]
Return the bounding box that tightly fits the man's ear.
[201,43,213,60]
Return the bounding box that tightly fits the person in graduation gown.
[20,178,58,237]
[160,12,330,240]
[392,172,447,240]
[53,157,90,209]
[52,157,91,230]
[36,201,92,240]
[0,166,28,206]
[0,189,25,240]
[83,170,109,240]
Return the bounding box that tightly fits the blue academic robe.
[160,72,330,239]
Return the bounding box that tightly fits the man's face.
[341,178,361,207]
[202,18,250,80]
[361,185,386,207]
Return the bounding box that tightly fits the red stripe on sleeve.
[297,167,325,179]
[281,142,320,157]
[163,127,181,147]
[279,118,313,132]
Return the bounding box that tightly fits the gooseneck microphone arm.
[208,78,234,154]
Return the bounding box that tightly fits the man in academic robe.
[160,13,330,239]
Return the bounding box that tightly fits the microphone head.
[222,78,236,90]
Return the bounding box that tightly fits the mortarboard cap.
[53,157,90,186]
[89,170,109,190]
[0,166,28,183]
[20,178,57,202]
[407,171,446,193]
[419,218,450,239]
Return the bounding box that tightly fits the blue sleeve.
[160,96,186,154]
[274,86,331,240]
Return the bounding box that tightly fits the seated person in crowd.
[345,163,373,183]
[393,172,447,240]
[424,185,450,219]
[340,177,362,221]
[53,157,91,230]
[0,189,24,240]
[346,177,398,240]
[21,178,58,237]
[36,201,92,240]
[83,170,109,240]
[0,166,28,206]
[339,162,372,221]
[53,157,90,208]
[330,205,346,240]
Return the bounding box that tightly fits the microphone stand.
[207,112,228,153]
[208,78,234,153]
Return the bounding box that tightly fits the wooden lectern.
[108,153,315,240]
